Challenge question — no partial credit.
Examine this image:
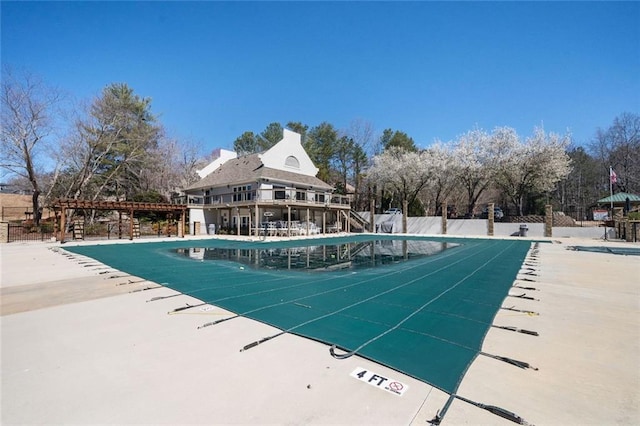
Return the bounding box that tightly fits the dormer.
[259,129,319,177]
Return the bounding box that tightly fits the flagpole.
[609,166,615,214]
[606,166,613,240]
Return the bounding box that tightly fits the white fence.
[358,213,607,239]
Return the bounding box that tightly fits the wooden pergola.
[52,199,187,243]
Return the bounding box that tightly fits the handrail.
[180,188,352,208]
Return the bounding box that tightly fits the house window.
[274,185,286,200]
[232,185,252,202]
[285,156,300,169]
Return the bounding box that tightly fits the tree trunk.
[518,194,524,216]
[32,190,41,226]
[24,141,41,226]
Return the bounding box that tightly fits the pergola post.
[129,208,134,240]
[254,201,260,237]
[59,207,66,243]
[179,209,185,238]
[322,209,327,235]
[118,211,123,239]
[236,208,240,236]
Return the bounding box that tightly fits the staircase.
[132,218,141,238]
[72,220,84,240]
[344,210,370,233]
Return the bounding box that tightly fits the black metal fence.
[7,223,55,242]
[4,219,185,243]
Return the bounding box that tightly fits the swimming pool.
[175,238,460,272]
[65,235,534,395]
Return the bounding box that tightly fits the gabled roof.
[597,192,640,204]
[196,148,237,178]
[185,153,333,192]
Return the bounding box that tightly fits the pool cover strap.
[429,394,532,425]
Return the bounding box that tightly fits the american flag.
[609,167,617,184]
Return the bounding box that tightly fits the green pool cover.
[65,235,531,394]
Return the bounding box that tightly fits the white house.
[183,129,353,236]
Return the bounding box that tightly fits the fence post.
[403,200,408,233]
[487,203,494,236]
[544,205,553,238]
[441,200,448,235]
[0,222,8,243]
[370,199,375,233]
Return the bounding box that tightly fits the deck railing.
[175,188,351,208]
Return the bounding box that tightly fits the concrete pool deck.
[1,234,639,425]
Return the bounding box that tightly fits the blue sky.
[2,1,639,153]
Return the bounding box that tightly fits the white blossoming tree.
[366,146,433,213]
[452,128,494,216]
[491,126,572,215]
[421,142,457,215]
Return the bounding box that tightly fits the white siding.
[259,129,318,176]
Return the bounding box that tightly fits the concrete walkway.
[1,235,638,425]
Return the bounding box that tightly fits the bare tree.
[555,145,600,220]
[342,119,375,210]
[141,136,203,199]
[591,112,640,194]
[345,118,375,157]
[1,67,62,225]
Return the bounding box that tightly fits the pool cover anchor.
[111,275,137,281]
[240,331,286,352]
[197,314,239,328]
[427,409,443,425]
[455,394,533,425]
[129,286,162,293]
[508,292,539,301]
[166,302,206,311]
[428,393,533,425]
[481,352,538,370]
[146,293,183,302]
[512,285,538,291]
[493,325,539,336]
[329,344,357,359]
[115,278,146,285]
[502,306,539,316]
